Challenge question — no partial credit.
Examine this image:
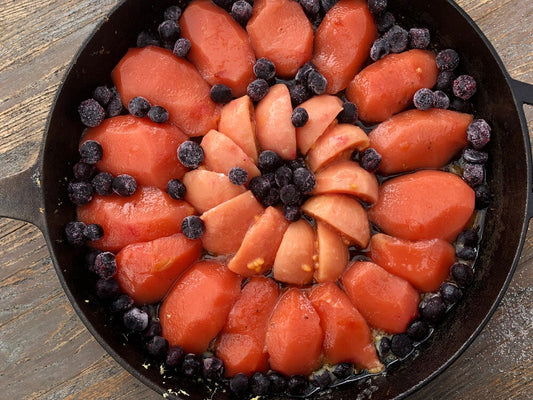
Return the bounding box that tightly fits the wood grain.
[0,0,531,399]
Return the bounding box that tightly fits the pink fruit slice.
[272,219,316,285]
[341,261,419,333]
[306,123,370,172]
[255,84,297,160]
[302,193,370,248]
[265,288,323,376]
[182,169,246,213]
[314,220,349,283]
[296,95,344,154]
[201,129,261,181]
[309,282,383,371]
[180,0,256,97]
[112,46,219,137]
[228,206,290,277]
[200,191,264,255]
[218,95,258,162]
[369,109,473,175]
[312,160,379,204]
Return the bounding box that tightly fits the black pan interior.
[40,0,531,399]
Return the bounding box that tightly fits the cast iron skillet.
[0,0,532,398]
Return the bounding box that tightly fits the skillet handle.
[511,78,533,106]
[0,162,46,231]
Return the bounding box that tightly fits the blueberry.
[453,75,477,100]
[320,0,338,13]
[93,86,113,106]
[78,98,105,127]
[136,31,160,48]
[202,356,224,380]
[463,163,484,187]
[291,107,309,127]
[283,205,302,222]
[337,101,358,124]
[166,346,185,367]
[288,158,307,171]
[113,174,137,196]
[144,320,163,338]
[83,223,103,241]
[140,304,157,320]
[374,11,395,33]
[92,172,114,196]
[332,362,353,379]
[93,251,117,279]
[463,148,488,164]
[307,69,327,95]
[370,37,390,61]
[258,150,283,172]
[210,83,233,104]
[456,245,476,260]
[408,27,430,49]
[158,19,181,42]
[68,181,93,205]
[293,167,316,194]
[287,375,308,396]
[268,372,288,393]
[280,184,302,205]
[295,62,316,86]
[253,57,276,81]
[181,215,205,239]
[419,295,447,324]
[436,70,456,92]
[164,5,182,21]
[230,373,250,396]
[182,354,202,376]
[110,294,134,314]
[106,88,124,117]
[247,78,269,102]
[467,119,491,149]
[73,161,95,181]
[275,165,293,187]
[300,0,320,16]
[173,37,191,58]
[456,229,479,247]
[261,187,280,207]
[391,333,413,358]
[79,140,103,164]
[288,83,312,106]
[310,369,332,389]
[379,336,391,356]
[250,372,271,395]
[229,167,248,185]
[360,148,382,172]
[433,90,450,109]
[95,277,120,301]
[178,141,204,169]
[406,319,430,341]
[475,183,492,209]
[128,96,151,117]
[148,105,169,123]
[450,98,473,113]
[264,171,277,187]
[440,282,463,304]
[232,0,253,26]
[123,307,149,331]
[436,49,460,71]
[368,0,387,14]
[65,221,86,246]
[146,336,169,357]
[413,88,435,110]
[249,176,272,199]
[451,262,474,287]
[85,249,102,273]
[167,179,187,200]
[384,25,408,53]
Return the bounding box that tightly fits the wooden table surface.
[0,0,531,399]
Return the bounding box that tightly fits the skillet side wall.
[40,0,529,399]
